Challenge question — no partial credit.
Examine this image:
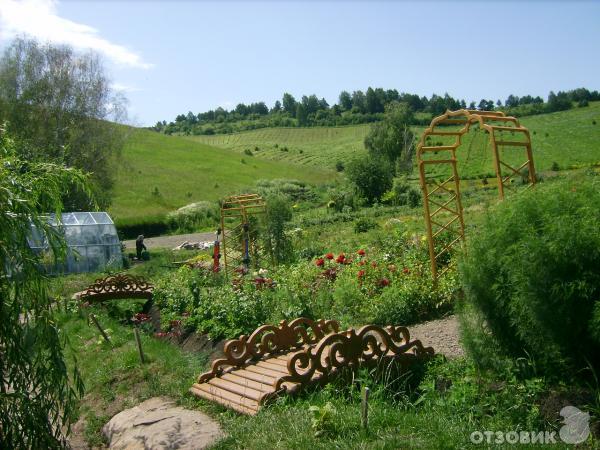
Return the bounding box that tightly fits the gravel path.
[123,231,218,250]
[409,315,464,358]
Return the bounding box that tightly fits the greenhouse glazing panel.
[29,212,122,275]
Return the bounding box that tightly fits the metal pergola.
[417,109,537,279]
[220,194,267,276]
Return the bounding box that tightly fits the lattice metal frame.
[220,194,267,276]
[417,109,536,279]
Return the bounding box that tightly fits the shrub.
[244,148,253,156]
[354,217,378,233]
[346,156,393,204]
[335,161,345,172]
[551,161,560,171]
[166,201,219,233]
[262,195,294,265]
[369,270,456,326]
[459,176,600,379]
[255,179,316,202]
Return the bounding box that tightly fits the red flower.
[358,260,366,266]
[357,249,366,256]
[357,270,365,278]
[315,258,325,267]
[403,267,410,274]
[325,253,334,260]
[371,261,377,268]
[336,253,346,264]
[378,278,390,287]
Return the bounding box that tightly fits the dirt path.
[123,231,218,250]
[409,315,464,358]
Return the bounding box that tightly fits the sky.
[0,0,599,126]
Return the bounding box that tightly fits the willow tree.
[0,128,88,448]
[0,37,127,210]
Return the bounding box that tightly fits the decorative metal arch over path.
[417,109,537,279]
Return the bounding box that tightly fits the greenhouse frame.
[29,212,123,275]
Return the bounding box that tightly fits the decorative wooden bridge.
[72,274,154,303]
[190,318,433,414]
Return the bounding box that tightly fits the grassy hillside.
[109,128,333,223]
[188,124,371,168]
[189,103,600,175]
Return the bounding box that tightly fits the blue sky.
[1,0,599,126]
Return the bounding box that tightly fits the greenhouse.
[29,212,123,275]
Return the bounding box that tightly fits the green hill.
[187,124,371,168]
[109,128,333,223]
[189,103,600,175]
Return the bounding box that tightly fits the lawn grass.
[109,128,334,224]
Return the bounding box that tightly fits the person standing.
[135,235,147,260]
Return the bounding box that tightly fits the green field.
[109,128,333,222]
[187,124,372,168]
[111,104,600,224]
[190,103,600,175]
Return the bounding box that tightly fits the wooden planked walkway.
[190,318,434,414]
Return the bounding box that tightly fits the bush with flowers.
[152,233,458,341]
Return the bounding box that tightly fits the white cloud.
[111,82,142,93]
[0,0,153,69]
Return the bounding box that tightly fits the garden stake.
[90,314,111,345]
[134,327,145,364]
[362,387,370,430]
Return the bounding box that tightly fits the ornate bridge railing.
[190,318,433,415]
[72,274,154,303]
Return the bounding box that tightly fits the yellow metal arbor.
[417,109,536,279]
[220,194,266,276]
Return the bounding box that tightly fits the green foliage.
[0,129,88,448]
[364,101,415,172]
[166,201,219,233]
[263,195,294,265]
[346,156,393,204]
[309,402,337,437]
[255,179,317,202]
[459,176,600,379]
[382,177,422,207]
[353,217,378,233]
[369,268,456,326]
[0,37,126,210]
[335,161,344,172]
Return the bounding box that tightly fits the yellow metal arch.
[417,109,536,279]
